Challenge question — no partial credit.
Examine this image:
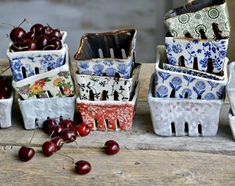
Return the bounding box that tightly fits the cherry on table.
[104,140,120,155]
[42,141,57,157]
[75,124,90,137]
[10,27,26,42]
[42,118,58,134]
[18,146,35,162]
[51,136,64,151]
[75,160,91,175]
[60,128,77,143]
[59,119,74,129]
[50,125,64,138]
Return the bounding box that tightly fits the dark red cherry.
[27,41,37,51]
[42,118,58,134]
[18,146,35,162]
[75,160,91,175]
[51,136,64,151]
[41,26,54,37]
[36,35,49,50]
[30,23,44,33]
[21,31,35,42]
[47,38,62,50]
[50,125,64,138]
[75,124,90,137]
[42,141,57,157]
[10,27,26,42]
[51,29,62,40]
[104,140,120,155]
[59,119,74,129]
[60,128,77,143]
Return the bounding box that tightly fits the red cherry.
[42,141,57,157]
[21,31,35,42]
[60,128,77,143]
[46,38,62,50]
[59,119,74,129]
[50,125,64,138]
[0,78,11,99]
[41,26,54,37]
[27,40,37,51]
[18,146,35,162]
[75,124,90,137]
[30,23,44,33]
[75,160,91,175]
[10,27,26,42]
[42,118,58,134]
[51,136,64,151]
[51,29,62,40]
[9,41,28,52]
[36,35,49,50]
[104,140,120,155]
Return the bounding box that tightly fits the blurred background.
[0,0,234,62]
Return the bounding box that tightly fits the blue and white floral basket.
[165,37,229,74]
[74,29,136,79]
[154,46,228,100]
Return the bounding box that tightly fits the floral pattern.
[165,37,228,73]
[8,47,66,82]
[165,3,230,38]
[14,71,74,100]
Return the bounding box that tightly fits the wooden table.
[0,62,235,185]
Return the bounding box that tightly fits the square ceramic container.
[76,83,139,131]
[7,33,67,82]
[164,0,230,39]
[228,110,235,140]
[148,75,223,137]
[76,63,141,101]
[0,92,13,128]
[155,46,228,100]
[18,96,76,130]
[165,37,229,74]
[12,45,74,100]
[74,29,136,79]
[226,62,235,114]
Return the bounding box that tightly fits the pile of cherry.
[0,77,12,99]
[18,119,120,175]
[9,20,63,52]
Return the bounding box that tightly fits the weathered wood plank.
[0,147,235,186]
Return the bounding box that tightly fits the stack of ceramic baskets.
[74,29,141,131]
[148,0,230,137]
[7,32,76,129]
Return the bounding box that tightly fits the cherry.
[104,140,120,155]
[51,136,64,151]
[21,31,35,42]
[30,23,43,33]
[10,27,26,42]
[47,38,62,50]
[41,26,54,37]
[42,118,58,134]
[59,119,74,129]
[51,29,62,40]
[9,41,28,52]
[50,125,64,138]
[36,35,49,50]
[75,124,90,137]
[60,128,77,143]
[0,78,11,99]
[27,40,37,51]
[42,141,57,157]
[18,146,35,162]
[75,160,91,175]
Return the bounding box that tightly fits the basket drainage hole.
[101,90,108,101]
[35,118,39,127]
[114,90,119,101]
[170,89,175,98]
[22,67,27,79]
[35,67,39,74]
[178,56,185,67]
[171,122,176,136]
[116,119,120,130]
[184,122,189,136]
[198,124,202,135]
[89,90,95,101]
[105,119,108,130]
[59,116,63,122]
[193,57,198,70]
[94,119,98,130]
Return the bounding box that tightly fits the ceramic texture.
[18,96,76,130]
[7,33,67,82]
[165,37,228,73]
[12,46,74,100]
[75,29,137,79]
[155,46,228,100]
[165,3,230,39]
[228,110,235,140]
[76,84,139,131]
[0,93,13,128]
[148,75,223,137]
[76,64,141,101]
[226,62,235,114]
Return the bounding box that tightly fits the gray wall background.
[0,0,214,63]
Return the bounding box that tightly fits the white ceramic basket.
[148,74,223,137]
[76,64,141,101]
[155,46,228,100]
[76,83,139,131]
[74,29,136,79]
[0,92,13,128]
[12,45,75,100]
[164,0,230,39]
[18,95,76,130]
[7,31,67,82]
[226,62,235,114]
[165,37,229,74]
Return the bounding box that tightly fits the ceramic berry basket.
[0,92,14,128]
[155,46,228,100]
[18,96,76,130]
[74,29,136,79]
[76,83,140,131]
[165,37,229,74]
[148,75,223,137]
[226,62,235,114]
[164,0,230,39]
[76,63,141,101]
[7,32,67,82]
[12,45,74,100]
[228,110,235,140]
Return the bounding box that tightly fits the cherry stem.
[18,18,28,27]
[43,45,55,50]
[55,152,75,164]
[49,131,54,139]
